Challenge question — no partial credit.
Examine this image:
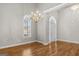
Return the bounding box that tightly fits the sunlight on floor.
[22,48,32,56]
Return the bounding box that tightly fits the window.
[49,16,56,40]
[24,15,31,37]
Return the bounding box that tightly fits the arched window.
[49,16,56,41]
[24,15,31,37]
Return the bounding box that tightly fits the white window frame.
[23,15,32,37]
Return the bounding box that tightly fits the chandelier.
[31,11,41,23]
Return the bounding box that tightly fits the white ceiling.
[23,3,75,14]
[23,3,62,14]
[32,3,61,12]
[34,3,61,11]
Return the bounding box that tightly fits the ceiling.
[34,3,61,11]
[23,3,76,15]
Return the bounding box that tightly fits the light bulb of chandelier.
[33,13,37,16]
[36,11,39,14]
[38,13,41,16]
[31,12,34,15]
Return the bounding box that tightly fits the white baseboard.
[0,40,36,49]
[0,40,49,49]
[59,39,79,44]
[0,39,58,49]
[36,40,49,45]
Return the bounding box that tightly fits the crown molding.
[43,3,74,13]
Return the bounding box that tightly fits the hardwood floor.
[0,41,79,56]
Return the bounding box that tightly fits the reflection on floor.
[0,41,79,56]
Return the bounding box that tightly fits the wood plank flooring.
[0,41,79,56]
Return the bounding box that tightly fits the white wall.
[0,3,60,47]
[37,4,79,43]
[0,3,72,47]
[23,3,37,42]
[36,4,59,44]
[37,14,48,43]
[47,11,58,41]
[0,3,37,47]
[37,11,58,43]
[58,5,79,42]
[0,4,23,47]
